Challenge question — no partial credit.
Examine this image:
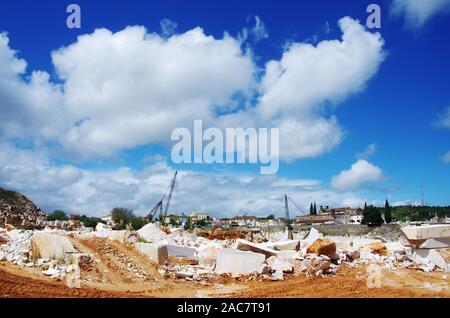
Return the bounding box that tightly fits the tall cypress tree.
[313,202,317,215]
[385,199,392,223]
[309,203,313,215]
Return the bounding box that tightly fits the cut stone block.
[31,233,75,262]
[215,249,265,275]
[402,225,450,248]
[261,240,300,251]
[402,225,450,240]
[234,239,278,258]
[197,244,222,267]
[135,242,168,265]
[167,245,196,258]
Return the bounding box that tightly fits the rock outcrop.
[0,187,46,227]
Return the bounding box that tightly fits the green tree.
[194,219,207,228]
[362,205,384,227]
[309,203,313,215]
[131,216,148,230]
[266,214,275,220]
[79,215,103,228]
[111,207,135,230]
[384,199,392,223]
[312,202,317,215]
[47,209,68,221]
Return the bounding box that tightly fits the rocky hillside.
[0,187,46,226]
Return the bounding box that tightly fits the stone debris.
[0,223,449,284]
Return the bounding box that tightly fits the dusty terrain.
[1,236,448,298]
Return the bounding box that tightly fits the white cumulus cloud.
[331,159,384,192]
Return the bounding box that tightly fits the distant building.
[212,215,259,227]
[295,214,334,224]
[190,212,209,222]
[296,207,363,225]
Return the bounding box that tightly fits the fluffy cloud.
[391,0,450,28]
[51,26,254,158]
[0,33,65,141]
[1,17,384,163]
[331,160,384,192]
[255,17,384,161]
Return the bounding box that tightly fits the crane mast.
[164,171,178,217]
[146,171,178,222]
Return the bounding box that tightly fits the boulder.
[0,232,10,245]
[369,242,388,256]
[346,250,361,262]
[266,256,293,273]
[234,239,278,258]
[306,238,336,257]
[31,233,75,262]
[135,242,168,265]
[215,249,265,275]
[167,245,196,258]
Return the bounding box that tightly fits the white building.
[190,212,209,222]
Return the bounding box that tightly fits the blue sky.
[0,0,449,217]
